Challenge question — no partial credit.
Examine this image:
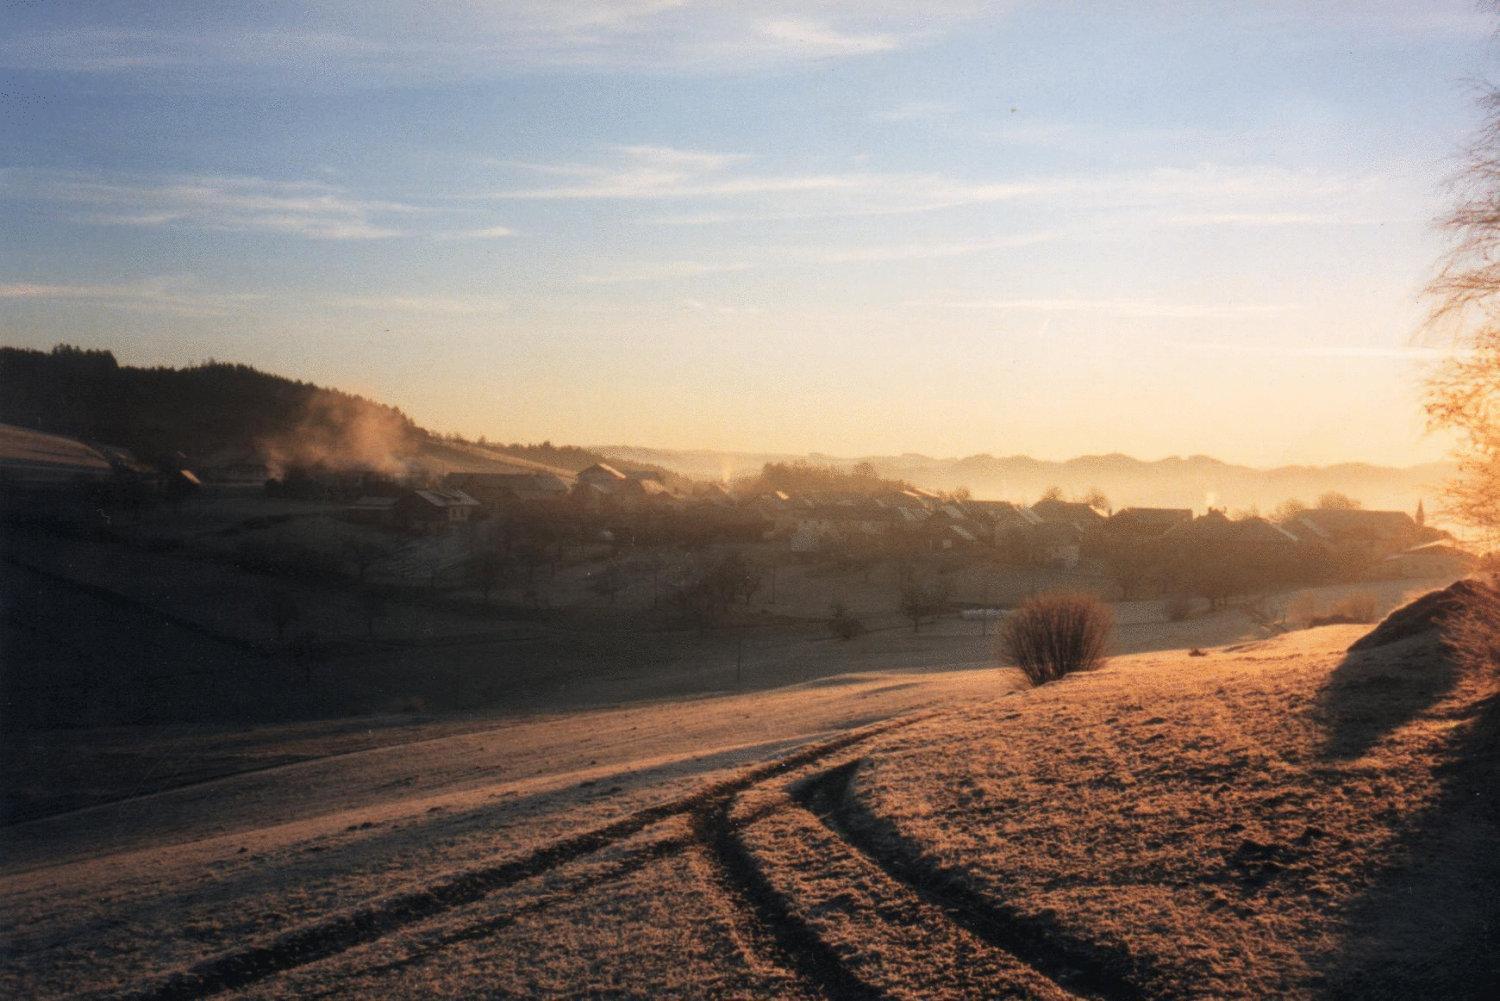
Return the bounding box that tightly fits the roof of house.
[964,500,1044,528]
[633,478,672,496]
[1292,508,1417,540]
[798,504,903,523]
[1229,516,1302,545]
[1108,507,1193,533]
[1030,498,1107,529]
[577,462,628,481]
[353,495,399,510]
[0,422,124,483]
[405,488,480,509]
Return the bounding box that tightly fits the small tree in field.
[828,601,865,641]
[998,592,1113,686]
[899,576,952,633]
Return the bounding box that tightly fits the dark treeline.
[0,344,422,464]
[740,460,915,496]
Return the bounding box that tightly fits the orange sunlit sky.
[2,2,1494,467]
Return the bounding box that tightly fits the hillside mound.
[1347,577,1487,652]
[831,626,1500,999]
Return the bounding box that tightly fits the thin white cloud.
[326,294,509,315]
[0,2,979,77]
[10,171,413,240]
[615,145,750,171]
[1172,339,1468,359]
[757,19,900,56]
[812,231,1064,263]
[439,225,517,240]
[874,100,958,123]
[0,280,267,318]
[902,298,1298,319]
[0,280,511,318]
[579,260,755,284]
[485,149,1384,230]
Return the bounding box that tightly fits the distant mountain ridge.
[597,445,1452,514]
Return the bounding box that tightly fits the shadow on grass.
[1317,673,1500,998]
[1314,638,1462,762]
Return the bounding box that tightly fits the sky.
[0,1,1494,467]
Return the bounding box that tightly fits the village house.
[1030,498,1109,534]
[1028,499,1107,568]
[575,462,630,488]
[1106,507,1194,537]
[787,503,903,552]
[1286,508,1423,561]
[443,471,570,507]
[393,488,480,532]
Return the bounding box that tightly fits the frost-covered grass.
[4,603,1493,999]
[851,625,1500,999]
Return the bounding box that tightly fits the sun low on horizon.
[1,1,1493,468]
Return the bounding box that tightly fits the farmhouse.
[394,488,480,531]
[1288,508,1422,560]
[1030,498,1108,534]
[576,462,629,488]
[444,471,570,506]
[1107,507,1193,537]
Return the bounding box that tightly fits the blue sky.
[1,2,1493,465]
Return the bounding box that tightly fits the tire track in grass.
[795,760,1152,1001]
[691,793,886,1001]
[295,832,699,996]
[130,717,928,1001]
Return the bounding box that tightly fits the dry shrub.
[828,601,865,641]
[1327,591,1380,624]
[998,592,1113,686]
[1289,590,1381,628]
[1286,592,1323,628]
[1444,578,1500,672]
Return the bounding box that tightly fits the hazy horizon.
[3,2,1493,466]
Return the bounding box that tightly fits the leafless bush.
[998,592,1114,686]
[1288,590,1381,628]
[828,601,865,641]
[1328,591,1381,624]
[1287,592,1323,628]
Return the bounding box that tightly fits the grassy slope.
[851,626,1500,999]
[2,611,1494,998]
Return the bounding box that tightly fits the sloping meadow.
[844,626,1500,999]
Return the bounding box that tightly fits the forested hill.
[0,344,423,470]
[0,344,657,481]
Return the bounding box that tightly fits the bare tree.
[1425,84,1500,538]
[1077,486,1110,513]
[898,576,953,633]
[1271,498,1309,523]
[1316,491,1362,511]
